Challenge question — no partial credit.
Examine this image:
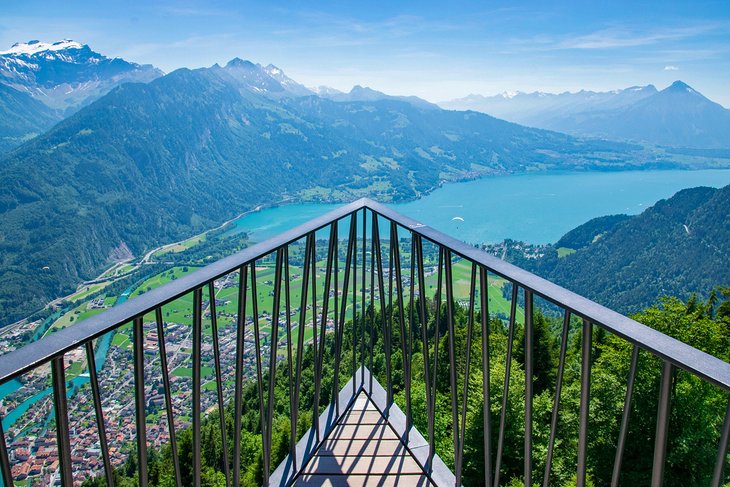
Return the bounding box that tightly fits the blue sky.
[2,0,729,105]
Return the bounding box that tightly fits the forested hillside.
[521,184,730,314]
[82,293,730,487]
[0,83,61,154]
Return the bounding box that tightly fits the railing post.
[652,361,674,487]
[51,356,73,486]
[524,289,533,487]
[155,307,182,487]
[208,281,231,487]
[577,319,592,487]
[85,340,115,487]
[0,418,12,486]
[133,316,149,487]
[612,344,640,487]
[712,397,730,487]
[444,250,460,485]
[494,283,518,487]
[192,289,203,487]
[233,265,248,486]
[480,266,492,487]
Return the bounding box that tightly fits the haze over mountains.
[0,40,729,324]
[441,81,730,148]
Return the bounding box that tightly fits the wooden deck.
[293,393,433,486]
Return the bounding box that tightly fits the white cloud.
[664,65,679,71]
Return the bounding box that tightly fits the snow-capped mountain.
[0,40,163,111]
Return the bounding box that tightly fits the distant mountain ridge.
[0,39,163,111]
[318,85,439,110]
[441,81,730,148]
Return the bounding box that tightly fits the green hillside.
[0,83,61,154]
[525,184,730,314]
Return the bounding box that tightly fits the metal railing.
[0,198,728,486]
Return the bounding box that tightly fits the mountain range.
[0,40,729,324]
[0,39,162,111]
[0,50,654,324]
[441,82,730,148]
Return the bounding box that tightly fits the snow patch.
[0,39,84,56]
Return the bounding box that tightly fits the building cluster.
[1,293,332,486]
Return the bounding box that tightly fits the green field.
[172,366,214,378]
[69,281,112,302]
[557,247,576,258]
[46,301,106,336]
[152,234,206,258]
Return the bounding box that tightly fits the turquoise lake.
[2,168,729,431]
[229,169,730,245]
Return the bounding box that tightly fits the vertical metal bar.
[352,213,358,396]
[294,234,314,467]
[611,344,639,487]
[310,232,319,439]
[192,290,203,487]
[387,221,396,407]
[544,310,572,487]
[456,263,477,485]
[85,341,114,487]
[429,246,444,472]
[651,361,674,487]
[480,266,492,487]
[284,246,298,466]
[336,215,356,412]
[265,249,284,482]
[369,216,376,394]
[361,208,367,384]
[494,283,518,487]
[577,319,593,487]
[251,264,270,484]
[393,222,409,438]
[406,235,415,432]
[52,356,73,486]
[0,416,12,486]
[133,316,149,487]
[314,222,336,423]
[233,265,248,486]
[416,235,432,450]
[332,228,340,416]
[372,215,392,409]
[444,250,460,483]
[712,397,730,487]
[524,289,534,487]
[156,307,182,487]
[314,227,331,429]
[208,281,230,487]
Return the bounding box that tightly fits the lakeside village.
[0,271,341,486]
